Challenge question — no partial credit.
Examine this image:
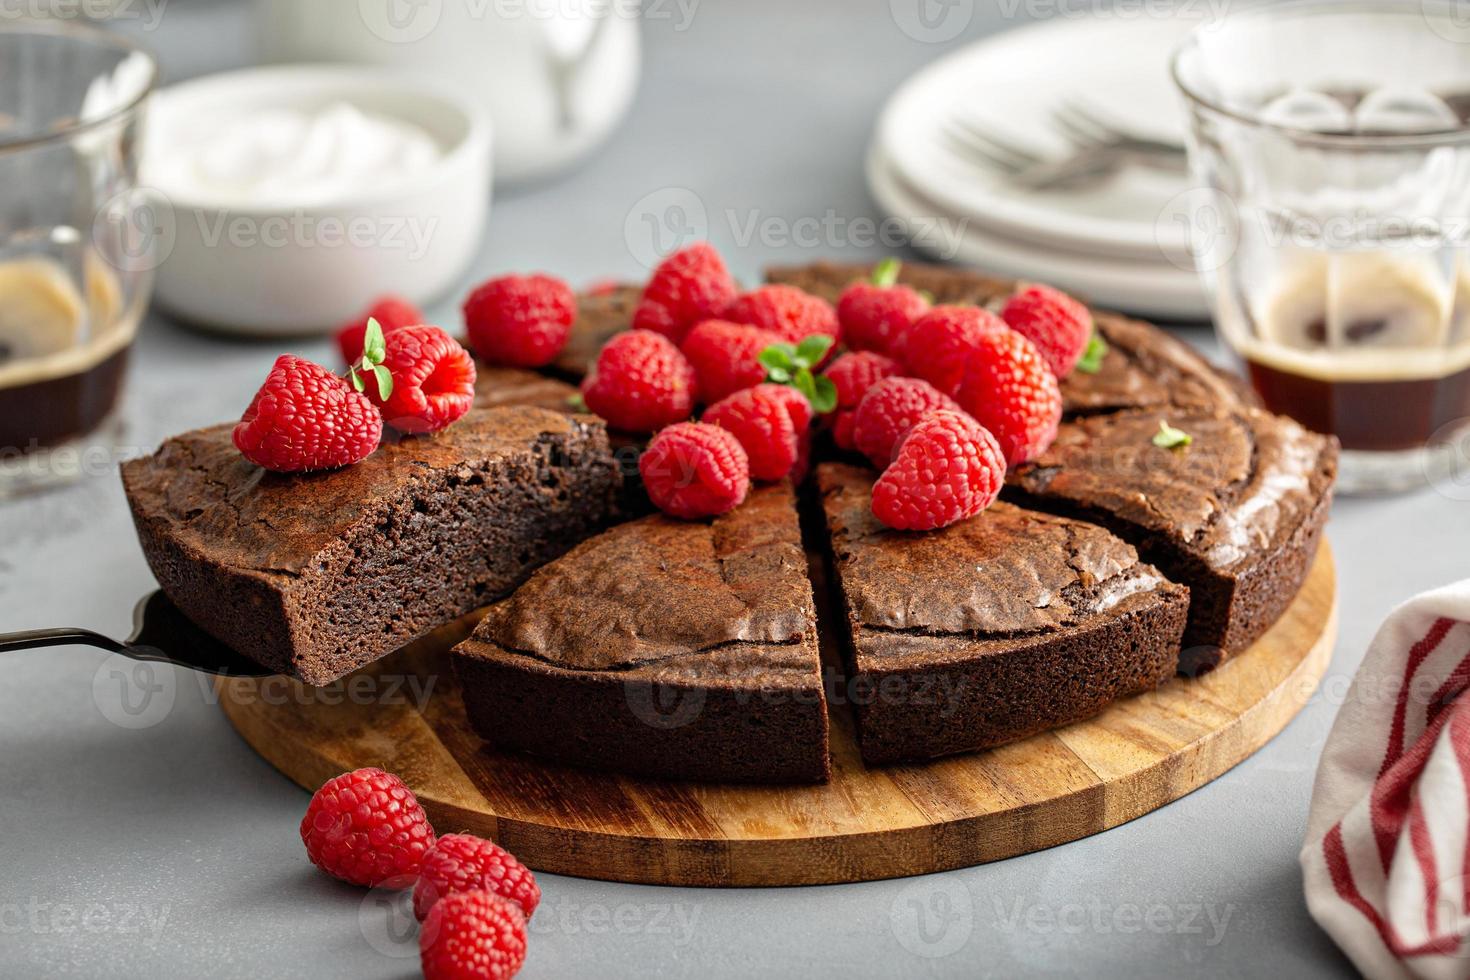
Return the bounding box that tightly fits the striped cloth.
[1303,581,1470,980]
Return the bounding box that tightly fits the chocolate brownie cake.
[473,365,579,414]
[453,482,831,783]
[122,407,620,685]
[818,463,1188,764]
[548,284,639,380]
[765,260,1253,416]
[1006,407,1338,672]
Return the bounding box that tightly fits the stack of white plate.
[868,12,1212,320]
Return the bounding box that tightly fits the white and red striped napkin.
[1303,580,1470,980]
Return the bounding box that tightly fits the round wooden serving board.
[219,542,1337,887]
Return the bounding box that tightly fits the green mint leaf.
[766,367,792,384]
[1075,331,1108,374]
[567,392,587,412]
[1152,420,1192,450]
[363,318,387,365]
[758,343,797,374]
[373,364,395,401]
[793,334,834,368]
[348,367,365,393]
[792,369,818,405]
[809,375,839,414]
[871,258,901,288]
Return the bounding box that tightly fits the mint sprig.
[1074,330,1108,374]
[1152,420,1192,450]
[871,257,901,288]
[348,318,394,401]
[759,335,838,414]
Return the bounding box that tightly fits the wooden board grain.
[218,542,1337,887]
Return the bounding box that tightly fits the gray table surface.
[3,1,1465,976]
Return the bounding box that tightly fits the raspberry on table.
[632,242,738,344]
[420,891,527,980]
[364,324,477,434]
[872,410,1006,531]
[336,296,425,364]
[413,834,540,922]
[956,328,1063,466]
[639,421,750,519]
[837,266,930,360]
[299,767,436,887]
[233,355,384,473]
[851,376,963,470]
[581,329,698,432]
[1000,283,1094,378]
[704,383,812,482]
[464,273,577,368]
[681,319,784,404]
[722,285,841,349]
[904,305,1008,396]
[823,351,903,451]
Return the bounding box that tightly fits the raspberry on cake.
[824,351,903,451]
[632,242,738,344]
[639,421,750,519]
[363,324,477,434]
[851,376,963,470]
[336,295,424,364]
[580,329,697,432]
[233,354,383,473]
[836,258,930,360]
[413,834,540,922]
[1001,283,1094,378]
[300,767,435,887]
[871,410,1005,531]
[704,383,812,482]
[681,319,784,404]
[903,305,1008,397]
[464,273,577,368]
[722,284,840,348]
[420,891,527,980]
[956,328,1063,466]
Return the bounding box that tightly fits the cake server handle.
[0,627,126,654]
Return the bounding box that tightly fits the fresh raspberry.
[299,767,435,887]
[464,273,577,368]
[420,891,527,980]
[704,383,812,482]
[364,325,477,434]
[581,330,698,432]
[1000,283,1094,378]
[639,421,749,519]
[632,242,738,344]
[413,834,540,922]
[851,376,963,470]
[722,285,841,349]
[233,355,384,473]
[681,319,783,404]
[904,305,1008,396]
[824,351,904,451]
[872,410,1005,531]
[336,296,424,364]
[956,328,1063,466]
[837,281,929,360]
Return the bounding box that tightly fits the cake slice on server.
[817,463,1188,766]
[452,482,832,783]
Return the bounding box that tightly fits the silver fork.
[1051,98,1187,164]
[943,117,1131,191]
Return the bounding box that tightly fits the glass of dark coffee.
[1172,0,1470,493]
[0,19,158,497]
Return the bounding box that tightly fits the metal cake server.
[0,590,272,677]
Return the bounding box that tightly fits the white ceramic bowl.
[144,65,492,335]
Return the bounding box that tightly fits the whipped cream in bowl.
[143,65,493,335]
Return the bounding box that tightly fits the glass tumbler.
[1172,0,1470,494]
[0,18,158,497]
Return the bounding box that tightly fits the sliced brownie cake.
[548,284,639,380]
[473,365,579,414]
[122,407,620,685]
[818,463,1188,765]
[766,260,1252,416]
[1007,407,1338,672]
[453,482,831,783]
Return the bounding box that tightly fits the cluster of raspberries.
[299,766,538,980]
